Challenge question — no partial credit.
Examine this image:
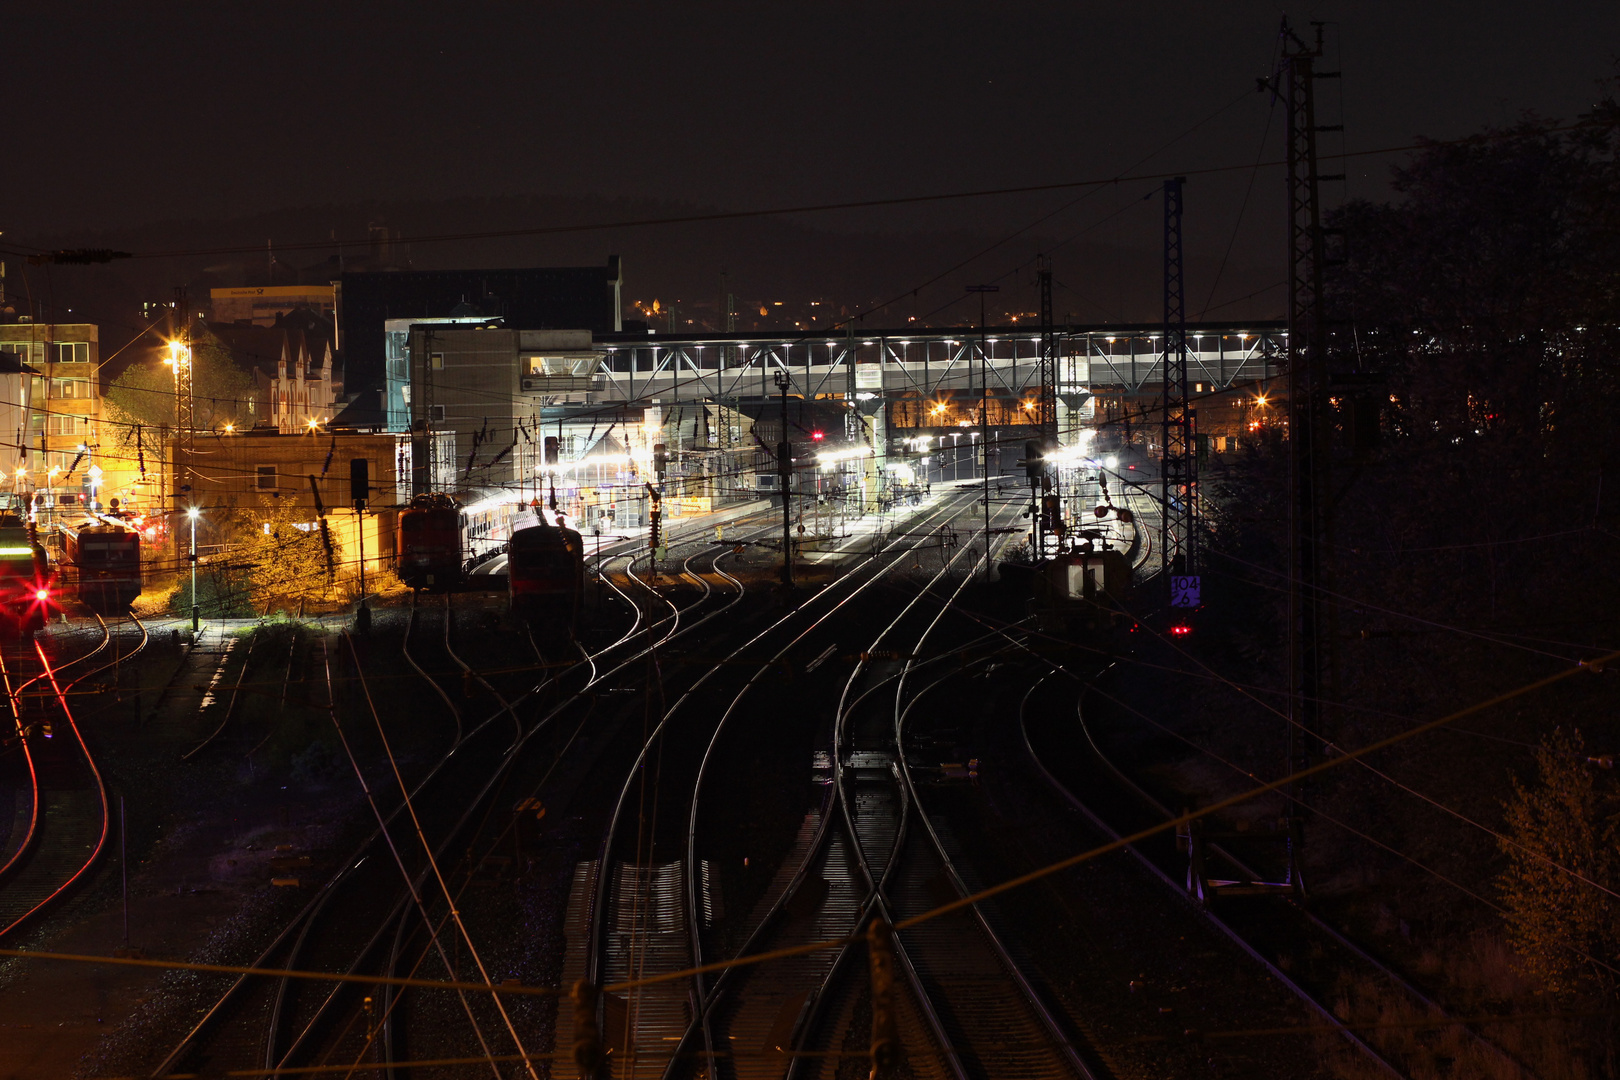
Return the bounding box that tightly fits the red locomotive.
[60,517,141,613]
[396,493,463,589]
[0,511,55,640]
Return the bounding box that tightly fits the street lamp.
[187,506,200,634]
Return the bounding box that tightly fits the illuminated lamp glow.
[0,547,34,556]
[811,430,824,441]
[34,589,48,601]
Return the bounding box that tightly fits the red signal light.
[1170,624,1193,636]
[34,589,48,602]
[811,430,824,441]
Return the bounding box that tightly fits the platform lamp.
[187,506,200,633]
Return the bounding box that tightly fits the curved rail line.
[155,517,768,1077]
[555,489,982,1075]
[619,490,1013,1078]
[786,499,1087,1079]
[885,592,1098,1079]
[0,617,131,941]
[320,526,771,1078]
[1025,666,1538,1079]
[679,493,989,1073]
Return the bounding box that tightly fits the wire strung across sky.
[3,117,1607,268]
[3,624,1617,1008]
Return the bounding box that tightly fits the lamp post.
[187,506,200,634]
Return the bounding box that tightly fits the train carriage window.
[255,465,277,491]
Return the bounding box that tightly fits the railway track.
[777,496,1091,1080]
[562,488,1056,1078]
[150,515,775,1077]
[1019,669,1538,1079]
[0,616,148,941]
[298,523,778,1076]
[993,474,1532,1076]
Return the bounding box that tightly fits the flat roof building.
[337,258,624,397]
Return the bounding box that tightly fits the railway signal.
[652,442,668,477]
[646,482,664,562]
[545,435,561,467]
[1022,439,1044,480]
[868,917,900,1076]
[570,979,605,1078]
[349,458,370,509]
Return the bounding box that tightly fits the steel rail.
[0,615,117,893]
[799,521,992,1080]
[0,630,113,940]
[893,657,1098,1079]
[180,632,255,761]
[245,520,761,1079]
[1015,676,1405,1079]
[660,490,987,1079]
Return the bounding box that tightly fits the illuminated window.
[1,342,45,364]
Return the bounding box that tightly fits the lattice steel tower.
[173,286,194,448]
[1159,178,1195,578]
[1036,255,1058,444]
[1282,20,1335,784]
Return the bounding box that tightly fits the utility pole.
[1278,17,1337,894]
[411,329,436,496]
[775,369,794,586]
[1160,177,1197,587]
[967,285,999,582]
[172,287,195,526]
[1036,256,1058,445]
[173,286,194,447]
[1037,256,1059,558]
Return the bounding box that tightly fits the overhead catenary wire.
[2,616,1618,1011]
[343,630,539,1080]
[4,116,1608,268]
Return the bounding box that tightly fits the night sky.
[5,2,1618,326]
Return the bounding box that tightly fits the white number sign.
[1170,575,1201,608]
